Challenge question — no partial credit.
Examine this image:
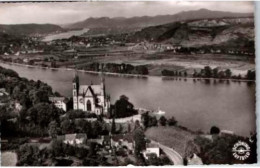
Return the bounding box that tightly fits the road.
[151,140,183,165]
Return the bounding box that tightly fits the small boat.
[153,107,166,115]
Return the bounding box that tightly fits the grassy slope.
[145,126,196,157]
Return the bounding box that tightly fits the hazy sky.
[0,1,254,25]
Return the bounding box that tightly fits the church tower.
[73,72,79,110]
[100,74,110,114]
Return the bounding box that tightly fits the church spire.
[73,71,79,83]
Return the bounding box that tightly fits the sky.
[0,1,254,25]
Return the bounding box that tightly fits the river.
[0,63,256,137]
[42,28,89,42]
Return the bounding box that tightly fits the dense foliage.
[79,62,149,75]
[112,95,138,118]
[195,134,257,164]
[141,112,177,129]
[0,66,63,138]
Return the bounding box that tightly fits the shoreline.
[0,61,255,82]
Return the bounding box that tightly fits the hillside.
[129,17,254,50]
[65,9,253,29]
[0,24,64,36]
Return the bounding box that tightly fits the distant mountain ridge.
[65,9,253,29]
[128,17,254,51]
[0,24,64,36]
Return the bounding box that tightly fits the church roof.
[79,84,102,96]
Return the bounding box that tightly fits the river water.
[0,63,256,136]
[42,28,89,42]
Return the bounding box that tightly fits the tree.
[17,144,41,166]
[26,103,61,129]
[210,126,220,135]
[213,68,219,78]
[194,134,244,164]
[225,69,232,78]
[247,70,255,80]
[61,118,71,134]
[184,71,188,77]
[88,142,97,157]
[141,112,150,129]
[159,116,167,126]
[184,140,199,158]
[92,121,102,138]
[82,120,92,136]
[48,121,58,138]
[204,66,212,78]
[149,116,157,127]
[114,95,137,118]
[29,90,49,105]
[133,127,146,157]
[147,153,161,165]
[51,139,65,157]
[168,117,177,126]
[111,117,116,134]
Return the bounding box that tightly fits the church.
[72,74,110,115]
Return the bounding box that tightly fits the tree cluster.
[193,66,234,79]
[111,95,138,118]
[81,62,149,75]
[141,112,177,129]
[0,66,63,138]
[194,133,257,164]
[161,69,187,77]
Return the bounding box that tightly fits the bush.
[210,126,220,135]
[114,95,138,118]
[159,116,167,126]
[168,117,177,126]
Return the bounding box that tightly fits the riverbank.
[0,61,255,82]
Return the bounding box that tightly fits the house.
[0,89,9,106]
[49,96,68,112]
[73,74,110,115]
[111,133,134,152]
[187,153,203,165]
[57,133,87,145]
[143,143,160,159]
[23,58,30,63]
[0,88,9,97]
[88,137,105,146]
[220,130,234,135]
[15,101,22,112]
[102,135,111,148]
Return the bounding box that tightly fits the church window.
[87,100,92,111]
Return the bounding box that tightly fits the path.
[151,140,183,165]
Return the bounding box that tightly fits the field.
[80,52,255,76]
[2,47,255,77]
[145,126,197,157]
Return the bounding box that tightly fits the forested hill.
[128,17,254,52]
[0,66,63,138]
[0,24,64,36]
[65,9,253,29]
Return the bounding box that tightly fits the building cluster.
[56,132,161,161]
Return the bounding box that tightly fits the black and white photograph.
[0,0,257,166]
